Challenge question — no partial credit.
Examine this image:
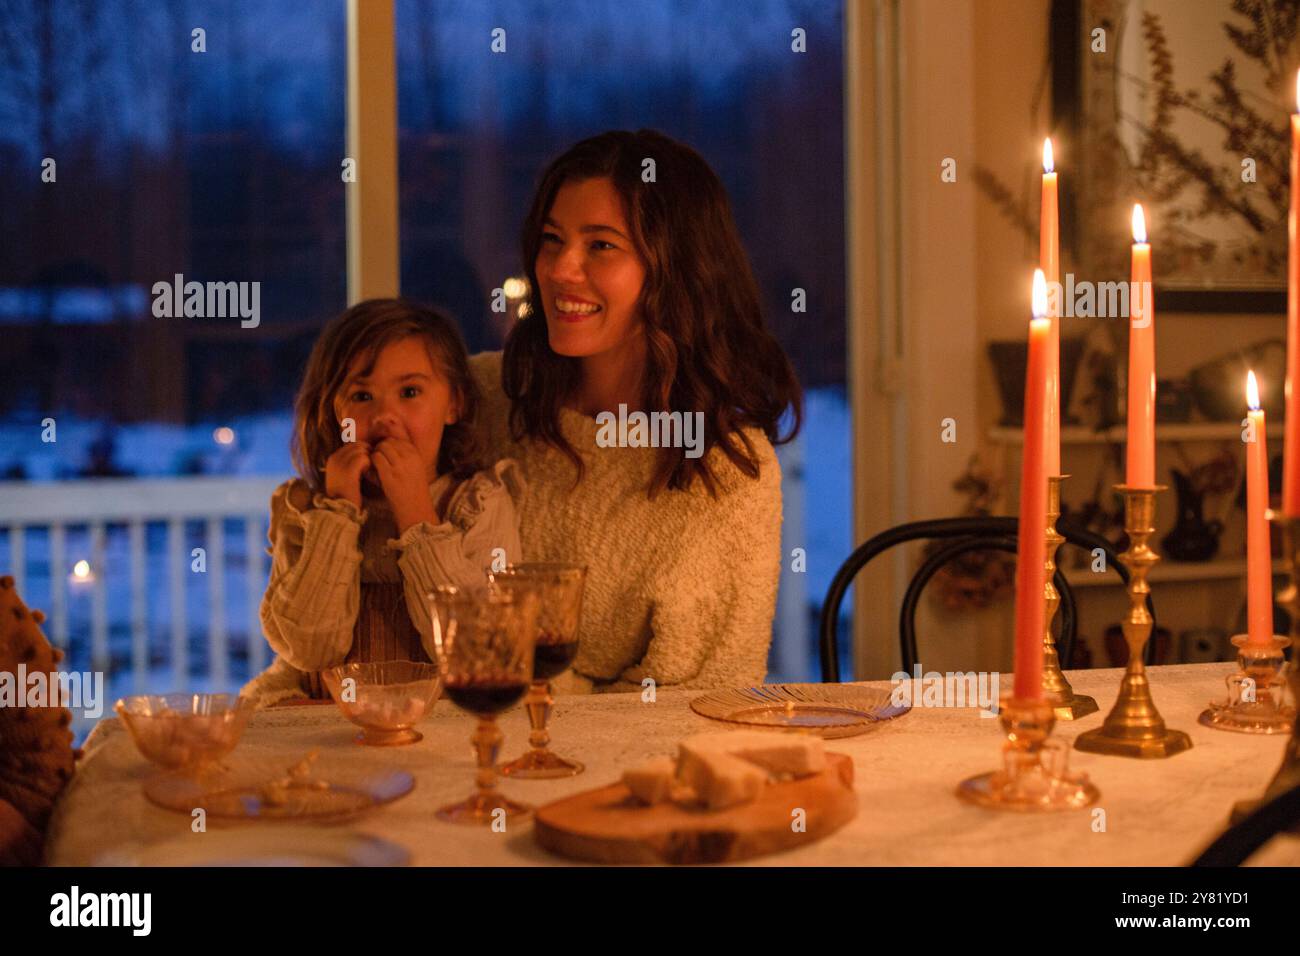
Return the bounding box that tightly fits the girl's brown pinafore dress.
[299,492,445,700]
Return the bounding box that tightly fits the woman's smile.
[554,293,603,321]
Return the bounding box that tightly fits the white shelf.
[1063,558,1286,588]
[989,423,1283,445]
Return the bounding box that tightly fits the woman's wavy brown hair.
[292,298,482,492]
[503,128,803,498]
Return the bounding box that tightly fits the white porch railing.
[0,461,828,692]
[0,476,283,690]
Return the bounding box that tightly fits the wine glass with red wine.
[490,563,588,779]
[429,584,540,824]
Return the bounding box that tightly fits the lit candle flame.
[1032,268,1047,319]
[1042,138,1054,174]
[1247,369,1261,411]
[1132,203,1147,243]
[1295,68,1299,113]
[72,560,91,580]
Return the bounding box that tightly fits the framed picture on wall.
[1052,0,1291,312]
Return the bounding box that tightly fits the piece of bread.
[679,731,826,778]
[676,746,768,811]
[622,755,677,805]
[0,575,77,863]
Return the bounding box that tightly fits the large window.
[0,1,347,735]
[0,2,852,736]
[396,0,851,680]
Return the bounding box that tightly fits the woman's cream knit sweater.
[468,351,783,693]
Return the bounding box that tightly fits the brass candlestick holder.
[957,694,1099,810]
[1043,474,1098,720]
[1075,484,1193,759]
[1231,511,1300,825]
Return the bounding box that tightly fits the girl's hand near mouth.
[323,441,372,510]
[372,429,438,532]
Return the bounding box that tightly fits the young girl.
[242,299,523,707]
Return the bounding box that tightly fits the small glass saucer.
[143,752,414,824]
[690,683,909,738]
[102,827,411,866]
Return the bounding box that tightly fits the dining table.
[43,662,1300,866]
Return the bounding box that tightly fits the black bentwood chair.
[818,516,1156,683]
[1191,781,1300,866]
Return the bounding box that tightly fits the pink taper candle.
[1245,371,1274,646]
[1126,204,1156,487]
[1014,270,1050,700]
[1041,138,1061,476]
[1284,72,1300,514]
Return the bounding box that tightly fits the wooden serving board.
[534,753,856,864]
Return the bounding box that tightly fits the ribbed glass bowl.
[321,660,443,746]
[115,693,255,771]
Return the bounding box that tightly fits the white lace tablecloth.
[43,663,1300,866]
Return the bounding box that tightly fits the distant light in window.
[0,285,151,324]
[70,560,94,585]
[502,277,528,299]
[213,427,236,445]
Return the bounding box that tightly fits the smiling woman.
[470,129,803,693]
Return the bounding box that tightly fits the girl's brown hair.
[503,128,803,498]
[292,298,482,492]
